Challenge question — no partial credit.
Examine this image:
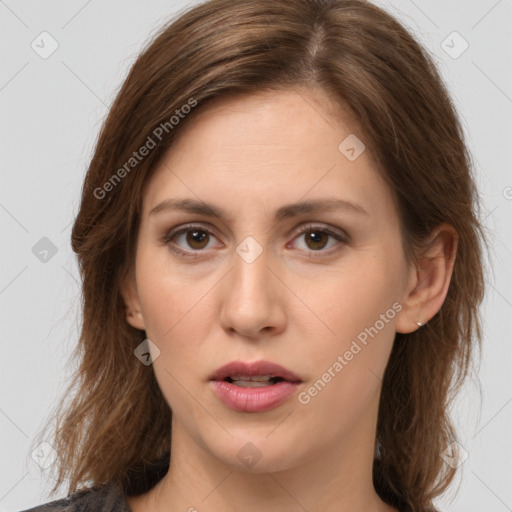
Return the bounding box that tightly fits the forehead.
[173,87,362,148]
[141,88,393,224]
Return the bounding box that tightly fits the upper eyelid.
[164,222,348,247]
[289,223,347,239]
[165,222,221,240]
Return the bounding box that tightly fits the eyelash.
[161,223,348,259]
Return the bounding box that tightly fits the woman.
[23,0,487,511]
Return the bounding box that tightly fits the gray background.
[1,1,511,511]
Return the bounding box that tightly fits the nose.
[219,244,287,339]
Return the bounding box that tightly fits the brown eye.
[185,229,209,249]
[291,224,347,257]
[163,225,220,255]
[303,230,330,251]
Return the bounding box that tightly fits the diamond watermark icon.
[134,338,161,365]
[338,134,366,161]
[31,31,59,59]
[236,236,263,264]
[441,441,469,468]
[237,442,262,468]
[441,31,469,60]
[32,237,58,263]
[31,441,57,469]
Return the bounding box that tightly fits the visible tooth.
[231,380,273,388]
[229,374,275,381]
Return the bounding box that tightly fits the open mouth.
[224,376,286,387]
[209,364,302,412]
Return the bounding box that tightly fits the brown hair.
[31,0,488,510]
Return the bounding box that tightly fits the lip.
[209,380,300,412]
[209,360,302,383]
[208,360,302,413]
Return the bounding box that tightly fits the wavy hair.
[30,1,488,510]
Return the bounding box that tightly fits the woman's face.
[123,88,417,474]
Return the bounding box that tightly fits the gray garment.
[18,483,131,512]
[18,453,170,512]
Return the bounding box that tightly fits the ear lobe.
[120,267,146,331]
[395,223,458,334]
[126,308,145,330]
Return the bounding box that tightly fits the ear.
[395,223,458,334]
[120,266,146,331]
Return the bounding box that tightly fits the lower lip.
[209,380,300,412]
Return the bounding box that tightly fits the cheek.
[136,263,216,414]
[313,254,398,340]
[299,252,399,399]
[136,247,209,339]
[135,251,222,378]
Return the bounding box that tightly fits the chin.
[206,433,301,474]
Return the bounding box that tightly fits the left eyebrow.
[149,197,369,222]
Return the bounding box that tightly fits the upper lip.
[209,360,302,382]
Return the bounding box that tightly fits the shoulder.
[18,483,130,512]
[18,495,71,512]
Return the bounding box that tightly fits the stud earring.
[415,321,423,327]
